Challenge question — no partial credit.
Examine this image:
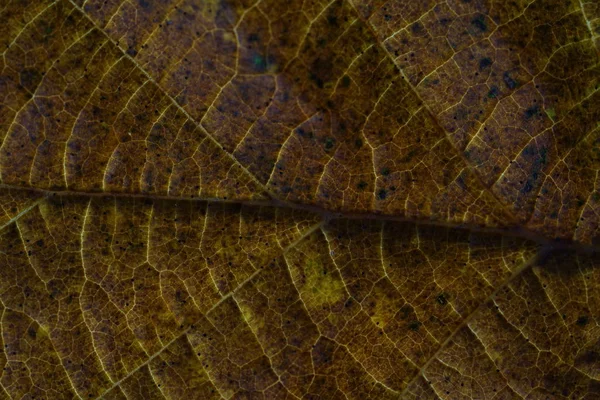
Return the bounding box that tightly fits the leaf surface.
[0,0,599,399]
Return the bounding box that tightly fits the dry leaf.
[0,0,598,398]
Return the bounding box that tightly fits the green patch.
[304,258,346,307]
[238,302,264,330]
[544,107,556,122]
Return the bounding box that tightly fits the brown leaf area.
[0,0,599,399]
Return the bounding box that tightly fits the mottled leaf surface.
[0,0,599,398]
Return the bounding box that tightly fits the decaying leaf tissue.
[0,0,598,398]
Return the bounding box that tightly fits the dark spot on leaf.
[19,69,41,92]
[479,57,492,70]
[309,72,324,89]
[576,316,589,326]
[503,72,518,90]
[312,339,334,367]
[324,137,335,150]
[252,54,267,72]
[454,108,468,120]
[538,147,548,164]
[471,15,487,32]
[408,321,421,331]
[28,327,36,339]
[487,86,500,98]
[377,189,387,200]
[578,351,599,364]
[436,293,448,305]
[411,22,423,34]
[522,180,534,193]
[525,105,541,119]
[341,75,351,88]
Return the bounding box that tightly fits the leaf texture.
[0,0,599,399]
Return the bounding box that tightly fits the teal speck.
[252,55,267,71]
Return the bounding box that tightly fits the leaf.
[0,0,598,399]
